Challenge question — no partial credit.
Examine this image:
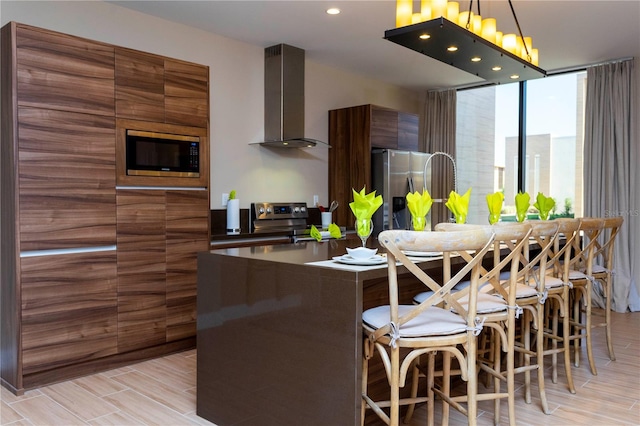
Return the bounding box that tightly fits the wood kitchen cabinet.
[116,49,209,128]
[2,22,118,393]
[328,104,420,227]
[1,22,209,394]
[17,107,117,251]
[398,112,420,150]
[164,59,209,128]
[115,49,165,123]
[14,24,115,116]
[116,189,209,351]
[116,190,168,353]
[370,106,419,151]
[20,251,118,379]
[165,190,210,341]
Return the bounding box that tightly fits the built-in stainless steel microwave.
[125,129,200,178]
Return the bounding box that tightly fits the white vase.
[226,199,240,235]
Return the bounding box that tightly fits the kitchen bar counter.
[210,230,292,249]
[196,236,449,426]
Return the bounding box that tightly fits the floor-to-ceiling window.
[456,71,586,224]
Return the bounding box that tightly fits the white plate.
[402,250,441,257]
[332,254,387,266]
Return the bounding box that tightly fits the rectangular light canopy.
[385,17,546,85]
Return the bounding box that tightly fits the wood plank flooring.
[2,308,639,425]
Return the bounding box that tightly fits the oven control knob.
[266,207,272,214]
[300,206,306,213]
[294,207,300,213]
[258,207,265,214]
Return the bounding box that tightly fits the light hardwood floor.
[2,308,639,425]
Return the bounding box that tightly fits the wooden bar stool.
[509,220,559,414]
[361,228,494,426]
[564,217,605,375]
[406,222,532,426]
[543,218,582,394]
[589,216,624,361]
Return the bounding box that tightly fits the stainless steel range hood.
[257,44,328,148]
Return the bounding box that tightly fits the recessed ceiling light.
[326,8,340,15]
[471,56,481,62]
[492,66,502,71]
[510,74,520,79]
[447,46,458,52]
[419,34,431,40]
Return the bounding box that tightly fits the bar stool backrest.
[570,217,605,275]
[592,216,624,272]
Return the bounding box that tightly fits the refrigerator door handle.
[407,176,414,193]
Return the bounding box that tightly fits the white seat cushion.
[363,305,467,337]
[499,271,512,280]
[414,292,507,314]
[454,279,496,293]
[456,292,507,314]
[568,269,588,280]
[544,275,565,289]
[413,287,463,304]
[591,265,607,274]
[413,277,494,304]
[510,283,538,299]
[452,280,472,291]
[413,291,435,304]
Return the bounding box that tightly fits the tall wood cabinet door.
[328,106,372,227]
[398,112,419,151]
[115,48,165,122]
[165,190,210,342]
[370,107,398,149]
[165,59,209,128]
[18,107,116,251]
[21,251,118,376]
[116,190,167,353]
[15,25,114,116]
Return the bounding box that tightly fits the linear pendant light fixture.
[385,0,546,84]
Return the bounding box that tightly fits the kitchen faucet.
[423,151,458,222]
[423,151,457,199]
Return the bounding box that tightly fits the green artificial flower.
[445,188,472,224]
[309,225,322,242]
[486,191,504,225]
[533,192,555,220]
[515,192,531,222]
[349,187,383,237]
[328,223,342,239]
[406,190,433,231]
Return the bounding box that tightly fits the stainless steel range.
[250,202,309,234]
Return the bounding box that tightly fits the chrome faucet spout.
[423,151,457,197]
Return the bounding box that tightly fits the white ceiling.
[112,0,640,91]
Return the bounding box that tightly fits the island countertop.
[196,236,446,425]
[206,236,394,274]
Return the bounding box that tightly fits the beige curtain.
[422,89,457,228]
[584,59,639,312]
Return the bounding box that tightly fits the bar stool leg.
[604,272,616,361]
[585,280,597,375]
[536,304,550,414]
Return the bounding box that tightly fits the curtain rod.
[547,56,634,76]
[431,56,635,92]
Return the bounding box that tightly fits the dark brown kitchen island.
[196,237,444,426]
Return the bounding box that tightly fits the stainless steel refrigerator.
[371,149,432,237]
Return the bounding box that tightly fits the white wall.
[1,1,421,209]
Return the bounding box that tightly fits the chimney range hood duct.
[257,44,328,148]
